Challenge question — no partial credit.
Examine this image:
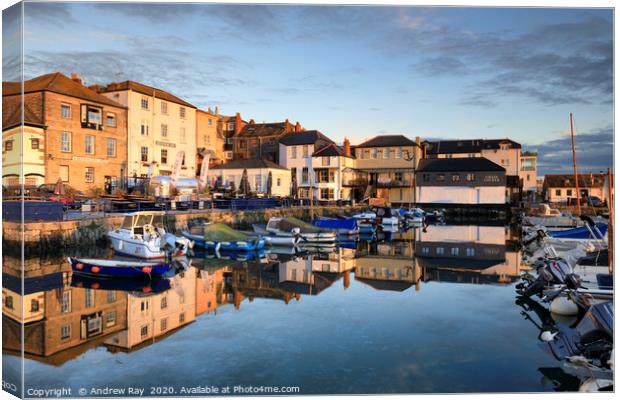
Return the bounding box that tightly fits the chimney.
[295,121,301,132]
[215,106,219,115]
[71,73,82,85]
[284,118,291,132]
[343,137,351,157]
[235,112,242,135]
[249,119,255,124]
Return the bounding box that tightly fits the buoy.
[92,283,100,289]
[75,263,84,270]
[91,266,100,273]
[550,296,579,316]
[540,331,558,342]
[143,286,152,293]
[142,267,152,274]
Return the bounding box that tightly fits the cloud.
[24,2,75,25]
[413,56,467,77]
[529,127,613,175]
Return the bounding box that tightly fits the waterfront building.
[415,158,507,208]
[104,269,196,352]
[278,130,351,201]
[354,135,420,207]
[196,108,225,173]
[218,111,247,162]
[96,80,196,178]
[207,158,291,197]
[235,119,302,163]
[2,72,128,192]
[542,173,609,204]
[519,151,538,193]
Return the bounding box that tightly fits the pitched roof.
[356,135,415,148]
[97,80,195,108]
[312,143,352,158]
[237,121,291,138]
[543,173,606,188]
[424,139,522,154]
[3,72,125,108]
[211,158,288,170]
[2,92,45,130]
[417,157,505,173]
[279,130,334,146]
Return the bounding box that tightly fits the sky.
[2,2,614,174]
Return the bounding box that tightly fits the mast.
[569,113,581,215]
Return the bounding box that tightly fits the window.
[422,173,430,182]
[567,189,572,196]
[436,174,445,182]
[140,300,149,312]
[161,297,167,309]
[59,165,69,182]
[84,288,94,307]
[466,248,475,256]
[5,296,13,310]
[140,325,149,338]
[291,146,297,159]
[161,149,168,164]
[161,318,168,331]
[396,147,403,158]
[141,147,149,162]
[179,313,185,324]
[85,135,95,154]
[364,149,370,159]
[291,168,297,181]
[141,97,149,110]
[31,138,40,149]
[85,167,94,183]
[255,174,262,191]
[372,148,377,159]
[317,170,329,183]
[466,173,475,182]
[436,247,445,255]
[322,157,330,166]
[107,311,116,326]
[4,140,13,151]
[555,189,561,196]
[451,174,460,183]
[30,299,39,312]
[320,188,334,200]
[61,103,71,119]
[277,178,281,186]
[180,127,186,143]
[451,247,460,256]
[107,291,116,303]
[303,145,309,158]
[106,113,116,127]
[180,107,186,119]
[208,118,212,126]
[383,148,389,159]
[141,123,149,136]
[61,291,71,313]
[107,138,116,157]
[82,105,102,126]
[160,101,168,114]
[302,167,309,183]
[61,131,72,152]
[60,325,71,340]
[161,124,168,137]
[87,317,101,335]
[394,172,403,182]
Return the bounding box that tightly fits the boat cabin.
[119,212,166,236]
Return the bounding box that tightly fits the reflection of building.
[228,262,298,308]
[3,270,127,365]
[415,225,525,284]
[195,267,230,316]
[104,269,196,352]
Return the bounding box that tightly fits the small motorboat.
[107,211,192,259]
[371,206,401,229]
[312,217,358,236]
[265,217,336,244]
[68,257,172,279]
[71,274,171,293]
[252,224,302,246]
[404,207,425,224]
[424,209,445,224]
[352,212,377,234]
[182,223,265,251]
[548,223,608,240]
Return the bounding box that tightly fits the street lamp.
[403,142,425,207]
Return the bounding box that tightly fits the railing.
[375,180,412,188]
[342,178,369,187]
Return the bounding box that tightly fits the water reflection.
[3,224,554,393]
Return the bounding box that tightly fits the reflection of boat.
[182,223,265,251]
[252,224,302,246]
[312,217,358,235]
[68,257,171,279]
[71,274,171,293]
[107,211,192,259]
[204,249,266,262]
[266,217,336,244]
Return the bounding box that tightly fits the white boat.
[265,217,336,244]
[252,224,302,246]
[107,211,192,259]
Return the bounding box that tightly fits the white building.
[207,158,291,197]
[97,80,197,178]
[278,131,355,202]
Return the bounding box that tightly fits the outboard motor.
[516,256,572,298]
[162,233,179,255]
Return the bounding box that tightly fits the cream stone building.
[196,108,225,170]
[2,124,45,186]
[96,80,197,178]
[207,158,291,197]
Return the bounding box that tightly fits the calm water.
[3,225,575,395]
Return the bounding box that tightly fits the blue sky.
[2,2,614,174]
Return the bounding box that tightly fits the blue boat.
[181,223,265,252]
[312,217,358,235]
[549,222,608,240]
[68,257,171,279]
[71,274,171,293]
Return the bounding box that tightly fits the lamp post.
[403,141,425,208]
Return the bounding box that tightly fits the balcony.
[342,178,369,187]
[375,180,411,188]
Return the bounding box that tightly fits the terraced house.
[234,119,302,163]
[95,80,197,179]
[2,72,127,193]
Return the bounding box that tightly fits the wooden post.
[607,167,613,274]
[569,113,581,215]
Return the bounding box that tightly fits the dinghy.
[266,217,336,244]
[182,223,265,251]
[252,224,302,246]
[312,217,358,235]
[68,257,171,279]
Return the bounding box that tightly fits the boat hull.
[69,257,171,279]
